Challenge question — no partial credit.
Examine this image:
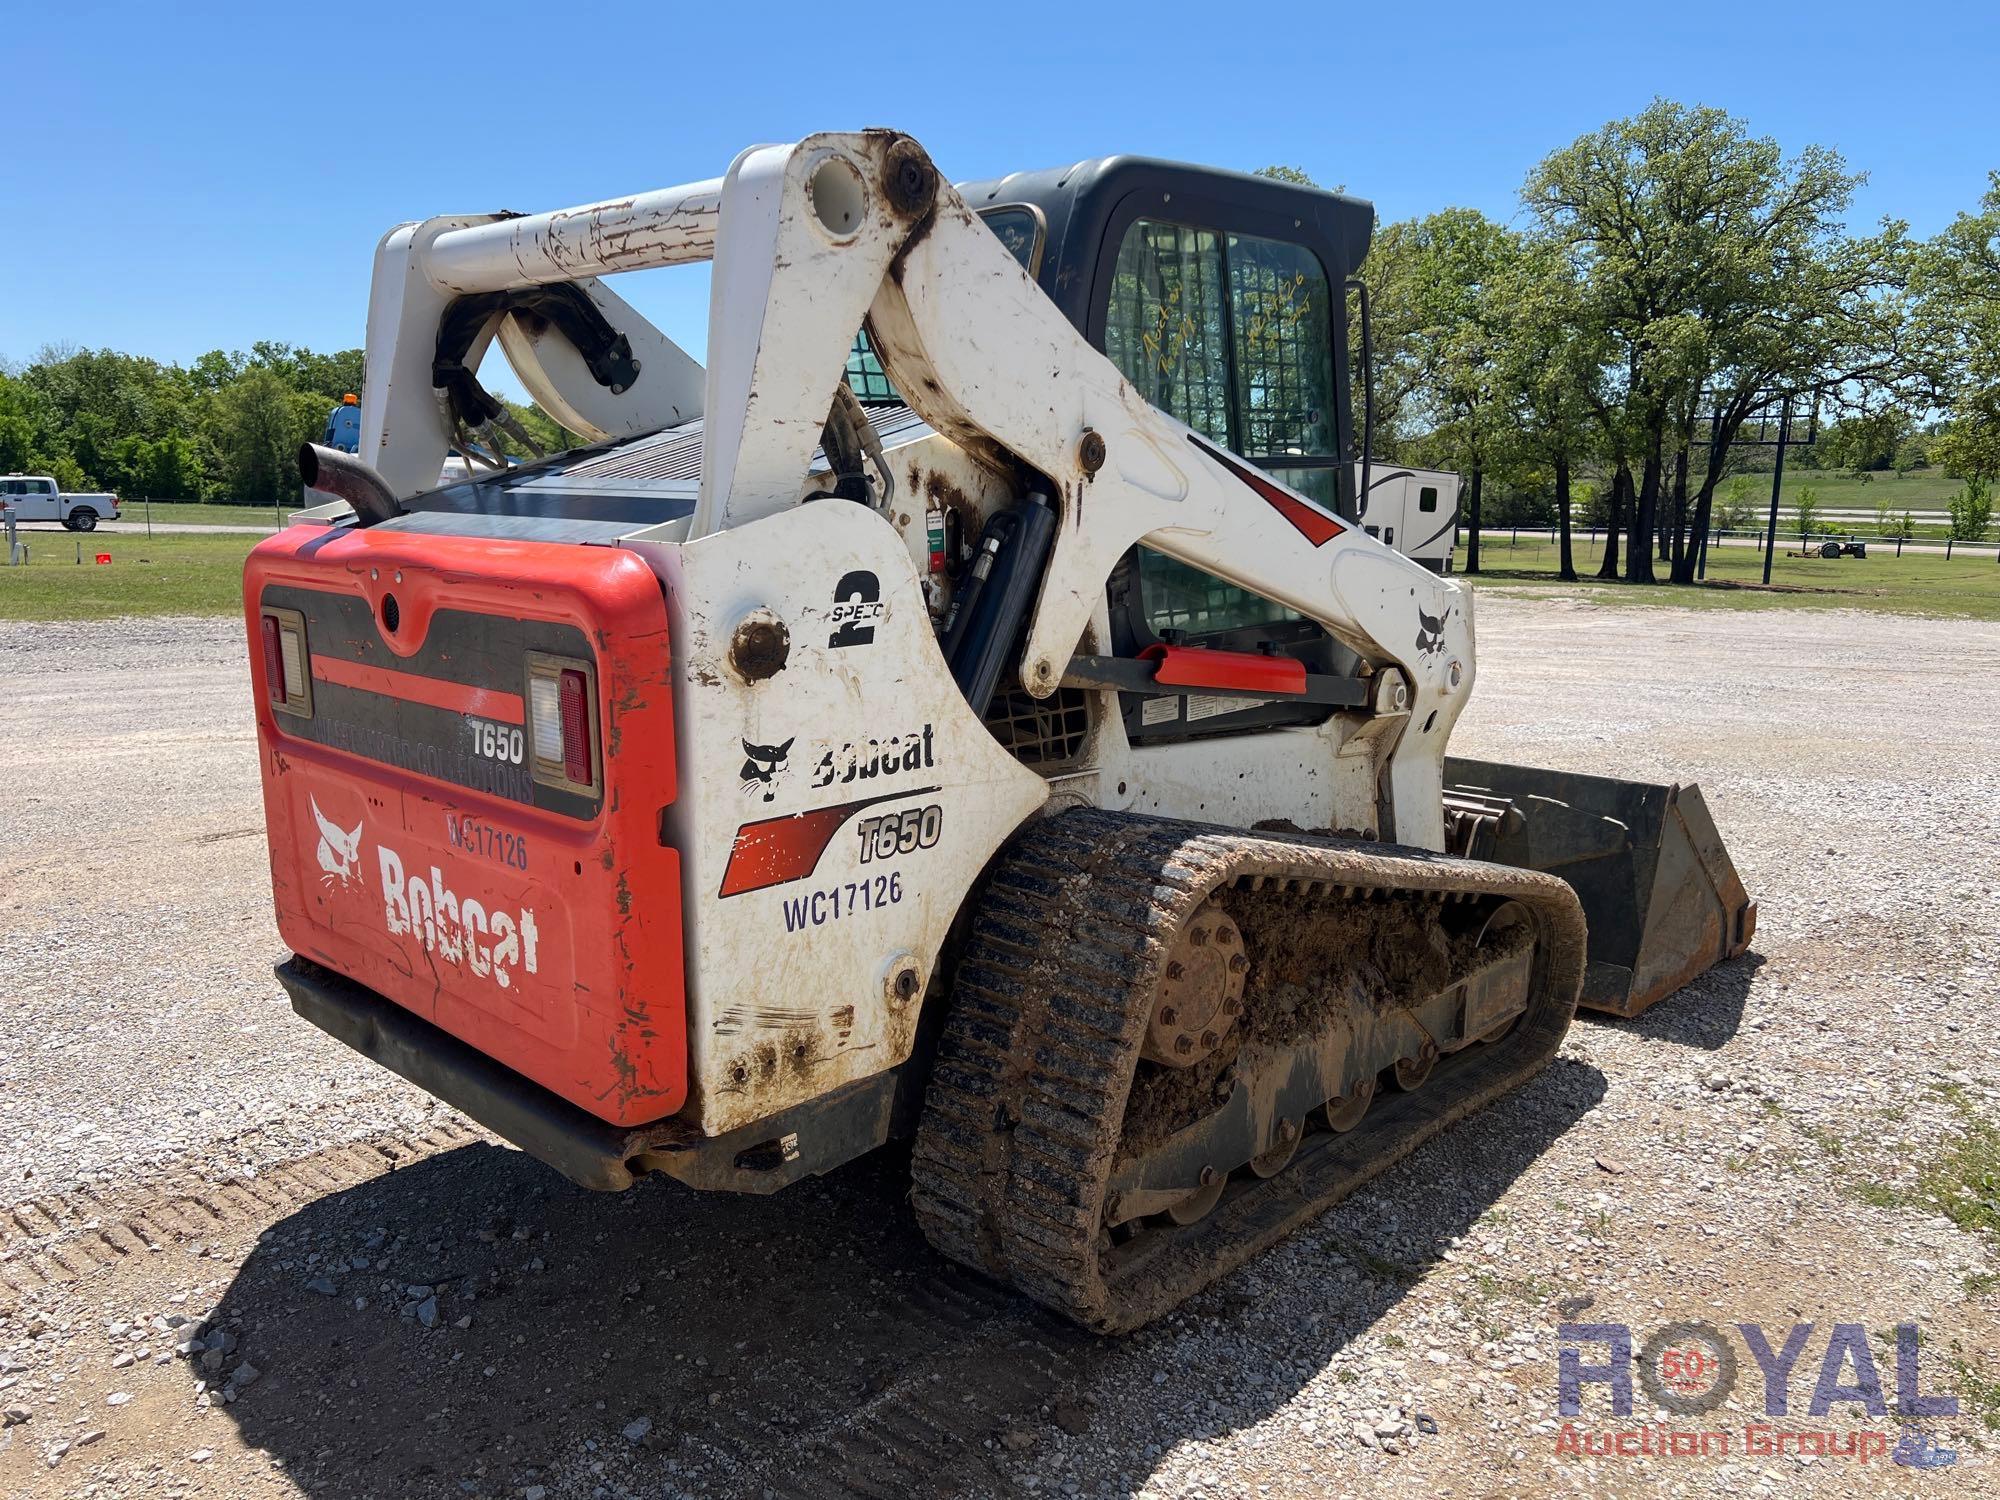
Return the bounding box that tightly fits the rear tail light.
[260,615,284,705]
[259,607,313,716]
[527,654,598,793]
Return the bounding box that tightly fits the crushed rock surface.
[0,598,1994,1498]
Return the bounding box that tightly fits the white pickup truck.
[0,475,122,530]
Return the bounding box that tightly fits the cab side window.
[1228,234,1337,460]
[1138,548,1305,640]
[1102,219,1338,470]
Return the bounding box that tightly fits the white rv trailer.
[1355,464,1461,573]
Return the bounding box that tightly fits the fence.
[1478,524,2000,566]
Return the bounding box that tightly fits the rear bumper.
[280,956,645,1190]
[279,956,909,1194]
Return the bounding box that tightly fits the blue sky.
[5,1,1995,398]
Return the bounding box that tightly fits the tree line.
[5,98,1996,564]
[1298,99,1999,578]
[0,342,564,506]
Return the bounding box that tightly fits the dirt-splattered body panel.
[637,499,1048,1135]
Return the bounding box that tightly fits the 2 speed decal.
[828,570,884,649]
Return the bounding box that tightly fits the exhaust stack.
[300,444,403,525]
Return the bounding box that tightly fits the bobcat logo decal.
[740,738,794,802]
[1415,605,1449,661]
[311,796,365,889]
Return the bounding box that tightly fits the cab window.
[1138,548,1304,639]
[1103,222,1233,444]
[1102,219,1337,466]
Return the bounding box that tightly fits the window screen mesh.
[843,331,899,406]
[1228,235,1336,458]
[1137,548,1305,637]
[1104,222,1233,445]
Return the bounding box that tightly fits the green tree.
[1948,478,1993,541]
[41,452,89,492]
[1818,408,1911,472]
[1793,485,1821,541]
[1713,476,1755,531]
[1494,238,1602,579]
[1912,172,2000,481]
[213,369,319,504]
[1366,208,1522,572]
[0,374,37,472]
[1525,100,1910,584]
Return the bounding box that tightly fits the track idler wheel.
[1163,1167,1226,1225]
[1248,1117,1303,1178]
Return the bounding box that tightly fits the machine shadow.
[1604,950,1764,1051]
[200,1060,1606,1500]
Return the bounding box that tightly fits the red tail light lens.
[258,607,314,717]
[260,614,285,705]
[559,668,591,786]
[527,655,597,792]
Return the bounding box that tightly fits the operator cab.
[847,158,1378,746]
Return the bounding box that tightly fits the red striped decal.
[1189,435,1346,546]
[720,788,942,898]
[311,656,525,725]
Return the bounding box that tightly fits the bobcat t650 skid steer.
[246,132,1754,1331]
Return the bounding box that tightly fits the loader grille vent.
[563,420,708,484]
[983,686,1090,769]
[556,406,935,487]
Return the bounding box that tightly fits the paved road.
[0,604,1994,1498]
[11,518,278,536]
[1504,529,1994,561]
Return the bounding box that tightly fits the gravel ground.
[0,617,455,1192]
[0,597,1995,1499]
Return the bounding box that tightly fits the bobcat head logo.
[311,796,364,889]
[1415,605,1448,660]
[740,738,794,802]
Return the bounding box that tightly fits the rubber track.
[910,806,1588,1333]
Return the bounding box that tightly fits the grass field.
[109,500,284,529]
[1714,466,1965,514]
[1471,532,2000,621]
[0,530,260,620]
[4,517,1996,624]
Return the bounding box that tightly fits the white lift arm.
[355,129,1472,848]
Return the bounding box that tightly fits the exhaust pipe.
[299,444,403,525]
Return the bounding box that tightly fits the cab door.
[1093,213,1356,745]
[16,479,59,521]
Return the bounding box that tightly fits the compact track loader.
[246,132,1754,1331]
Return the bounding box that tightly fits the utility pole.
[1760,401,1793,587]
[1696,398,1723,581]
